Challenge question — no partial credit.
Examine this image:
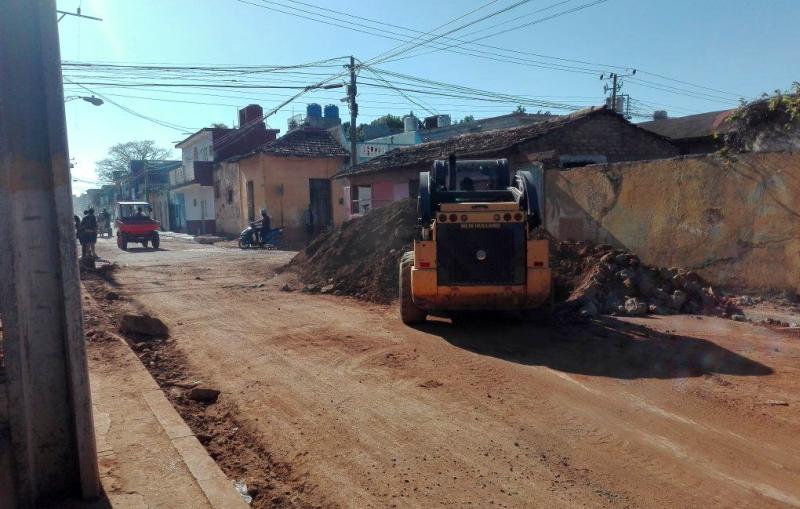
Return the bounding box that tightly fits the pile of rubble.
[286,200,744,319]
[284,199,417,303]
[552,241,740,319]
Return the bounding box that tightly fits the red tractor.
[115,201,160,250]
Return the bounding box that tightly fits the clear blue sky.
[57,0,800,195]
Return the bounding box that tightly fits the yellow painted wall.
[238,154,345,245]
[545,152,800,293]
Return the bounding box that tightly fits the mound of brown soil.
[285,200,739,318]
[285,199,417,303]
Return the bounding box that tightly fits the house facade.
[125,160,181,229]
[171,129,223,234]
[334,107,679,219]
[170,104,278,234]
[214,126,348,246]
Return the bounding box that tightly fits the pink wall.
[372,181,394,209]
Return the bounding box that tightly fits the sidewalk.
[81,293,247,508]
[156,231,196,242]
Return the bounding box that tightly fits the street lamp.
[65,95,104,106]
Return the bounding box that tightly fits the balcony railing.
[171,161,213,189]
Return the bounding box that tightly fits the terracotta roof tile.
[337,107,628,177]
[259,127,348,158]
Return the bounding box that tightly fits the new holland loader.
[399,157,551,324]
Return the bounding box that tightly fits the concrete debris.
[731,314,747,322]
[188,386,220,403]
[119,313,169,339]
[624,297,648,316]
[234,480,253,504]
[321,284,335,294]
[552,240,743,320]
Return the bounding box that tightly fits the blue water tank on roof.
[324,104,339,119]
[306,103,322,118]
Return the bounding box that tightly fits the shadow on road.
[420,316,773,380]
[121,247,168,253]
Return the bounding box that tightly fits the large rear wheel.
[399,251,427,325]
[118,234,127,251]
[151,231,160,249]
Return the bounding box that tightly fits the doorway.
[246,180,255,222]
[309,178,332,232]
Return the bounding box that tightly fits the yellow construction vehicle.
[399,157,551,324]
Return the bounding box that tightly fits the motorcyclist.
[259,209,271,245]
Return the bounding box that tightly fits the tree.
[369,114,404,129]
[513,105,527,114]
[95,140,173,183]
[210,122,228,129]
[459,115,475,124]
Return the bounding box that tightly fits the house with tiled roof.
[170,104,279,235]
[638,109,736,154]
[214,126,348,244]
[334,107,678,218]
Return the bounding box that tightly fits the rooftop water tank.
[306,103,322,118]
[403,114,418,132]
[324,104,340,119]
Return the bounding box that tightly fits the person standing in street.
[80,208,98,259]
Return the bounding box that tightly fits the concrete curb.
[107,331,249,508]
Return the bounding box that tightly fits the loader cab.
[399,157,551,324]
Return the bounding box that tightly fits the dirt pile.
[286,201,740,318]
[552,241,740,319]
[285,199,417,303]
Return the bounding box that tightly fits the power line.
[233,0,747,100]
[64,78,198,132]
[382,0,610,65]
[366,0,533,65]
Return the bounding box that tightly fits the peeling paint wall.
[545,152,800,293]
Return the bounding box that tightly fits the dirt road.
[92,236,800,508]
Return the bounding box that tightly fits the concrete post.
[0,0,100,506]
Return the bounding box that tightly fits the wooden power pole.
[0,0,100,505]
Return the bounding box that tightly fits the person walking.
[80,208,98,259]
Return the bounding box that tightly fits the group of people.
[74,208,111,260]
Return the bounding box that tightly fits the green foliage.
[725,82,800,151]
[210,122,228,129]
[369,114,404,129]
[459,115,475,124]
[513,105,527,114]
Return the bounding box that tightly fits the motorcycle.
[238,222,283,249]
[99,220,114,238]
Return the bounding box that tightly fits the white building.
[170,128,226,234]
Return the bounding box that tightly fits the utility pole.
[601,70,636,114]
[0,0,100,505]
[348,56,358,167]
[611,73,618,111]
